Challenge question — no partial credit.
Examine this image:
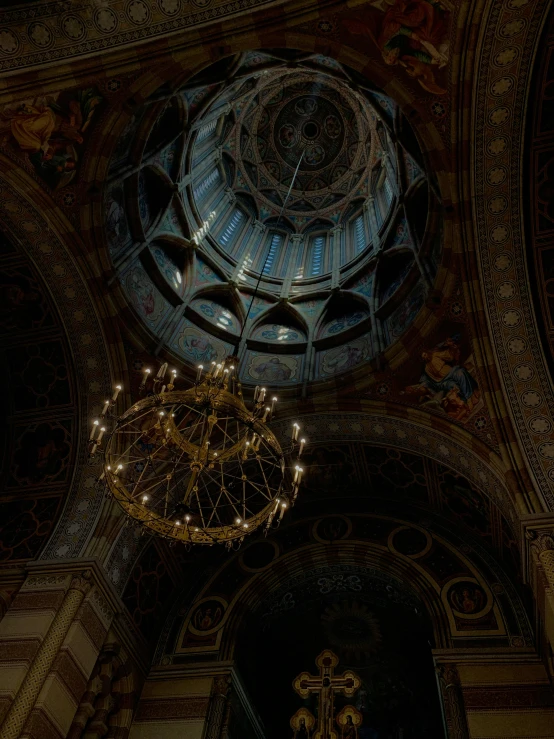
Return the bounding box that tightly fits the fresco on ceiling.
[383,278,426,344]
[318,336,372,377]
[402,329,482,423]
[171,317,231,365]
[386,218,413,250]
[240,292,274,319]
[105,183,131,255]
[150,246,184,295]
[158,200,183,237]
[245,352,302,384]
[318,310,369,339]
[348,269,375,299]
[295,299,327,323]
[403,149,422,183]
[252,323,306,343]
[123,263,172,330]
[189,299,240,334]
[341,1,451,96]
[195,256,224,287]
[110,109,146,168]
[182,84,219,118]
[0,87,102,189]
[152,138,180,181]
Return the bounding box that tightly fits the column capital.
[526,528,554,554]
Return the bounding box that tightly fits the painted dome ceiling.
[105,50,441,390]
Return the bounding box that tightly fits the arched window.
[197,118,218,143]
[383,176,394,208]
[193,168,220,201]
[353,214,366,254]
[262,231,284,275]
[309,234,325,276]
[219,208,246,247]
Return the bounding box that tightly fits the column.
[435,664,469,739]
[211,188,236,242]
[330,226,342,290]
[364,197,380,251]
[232,220,266,284]
[0,562,121,739]
[204,676,231,739]
[281,234,303,297]
[435,650,554,739]
[381,151,399,196]
[526,526,554,656]
[0,573,92,739]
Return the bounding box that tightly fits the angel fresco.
[341,0,452,95]
[0,88,102,189]
[404,335,480,421]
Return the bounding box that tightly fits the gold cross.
[292,650,361,739]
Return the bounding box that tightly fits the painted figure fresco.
[341,1,452,95]
[192,600,224,631]
[180,327,226,364]
[249,355,297,382]
[125,266,167,325]
[0,88,102,189]
[404,334,481,421]
[321,339,370,376]
[105,185,129,253]
[448,582,486,615]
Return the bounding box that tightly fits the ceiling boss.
[88,359,306,547]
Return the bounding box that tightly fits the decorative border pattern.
[472,0,554,507]
[0,0,285,75]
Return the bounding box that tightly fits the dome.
[106,50,440,388]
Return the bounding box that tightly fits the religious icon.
[448,581,486,615]
[193,602,223,631]
[292,650,361,739]
[340,0,453,96]
[336,705,363,738]
[403,334,481,422]
[290,708,315,738]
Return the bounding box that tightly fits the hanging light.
[89,359,307,547]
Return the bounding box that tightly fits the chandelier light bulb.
[89,419,99,441]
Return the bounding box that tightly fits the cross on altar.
[292,650,361,739]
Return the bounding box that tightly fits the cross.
[292,650,361,739]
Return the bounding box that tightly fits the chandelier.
[89,357,306,547]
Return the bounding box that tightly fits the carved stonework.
[436,664,469,739]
